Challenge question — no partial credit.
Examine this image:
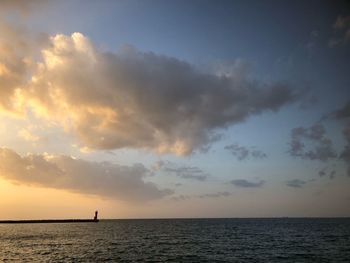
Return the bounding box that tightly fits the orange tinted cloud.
[1,30,298,155]
[0,147,172,202]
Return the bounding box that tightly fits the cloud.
[318,168,326,177]
[286,179,307,188]
[329,15,350,47]
[332,101,350,176]
[171,195,191,201]
[334,15,350,30]
[224,143,267,161]
[251,149,268,159]
[333,101,350,120]
[154,160,208,181]
[0,30,299,155]
[295,101,350,177]
[230,179,265,188]
[288,123,337,162]
[340,145,350,176]
[0,147,173,202]
[318,167,336,179]
[198,191,232,198]
[0,19,48,115]
[305,30,320,54]
[18,128,40,142]
[171,191,232,201]
[0,0,47,14]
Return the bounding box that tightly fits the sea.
[1,218,350,262]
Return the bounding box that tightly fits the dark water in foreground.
[1,218,350,262]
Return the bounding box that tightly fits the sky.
[0,0,349,219]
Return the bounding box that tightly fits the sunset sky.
[0,0,349,219]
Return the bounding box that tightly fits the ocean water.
[1,218,350,262]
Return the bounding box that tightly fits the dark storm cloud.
[224,143,267,161]
[286,179,307,188]
[288,123,337,162]
[154,160,208,181]
[230,179,265,188]
[0,147,173,202]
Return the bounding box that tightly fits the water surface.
[1,218,350,262]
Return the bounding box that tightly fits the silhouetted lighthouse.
[94,210,98,221]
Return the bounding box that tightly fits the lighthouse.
[94,211,98,221]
